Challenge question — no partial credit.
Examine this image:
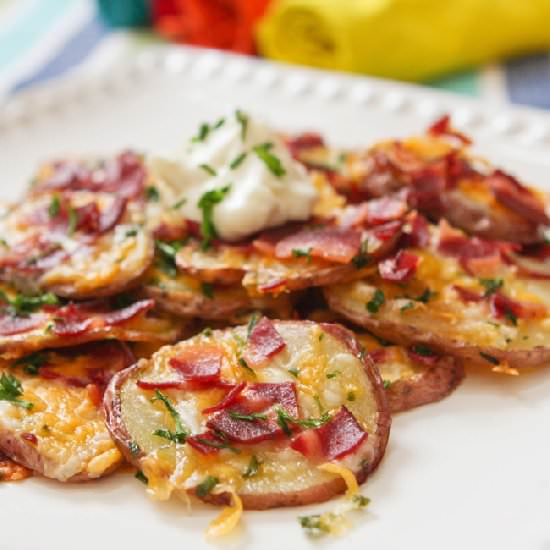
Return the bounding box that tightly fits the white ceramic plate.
[1,47,550,550]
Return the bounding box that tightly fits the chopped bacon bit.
[404,212,430,248]
[206,382,299,443]
[169,344,223,388]
[236,382,299,417]
[378,251,419,282]
[365,195,408,225]
[0,313,45,336]
[285,133,326,159]
[36,151,146,200]
[487,169,549,225]
[100,299,154,326]
[428,114,472,145]
[258,279,288,294]
[370,219,402,242]
[243,317,286,367]
[291,406,367,461]
[0,236,66,275]
[53,316,94,337]
[275,227,362,264]
[202,382,246,414]
[86,383,102,407]
[21,433,38,445]
[98,196,127,233]
[490,292,546,321]
[453,285,483,302]
[289,428,323,460]
[187,432,223,455]
[253,224,302,257]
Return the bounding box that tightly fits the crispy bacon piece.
[291,406,367,461]
[285,133,326,159]
[0,313,45,336]
[52,299,154,337]
[275,227,362,264]
[490,292,546,321]
[206,382,298,444]
[169,344,223,388]
[202,382,246,414]
[370,219,402,242]
[35,151,146,200]
[428,114,472,145]
[0,236,66,275]
[339,195,408,228]
[243,317,286,367]
[404,212,430,248]
[487,170,549,226]
[153,222,188,242]
[378,251,419,282]
[186,431,225,455]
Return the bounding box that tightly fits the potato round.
[104,321,391,510]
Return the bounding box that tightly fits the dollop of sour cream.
[148,111,319,241]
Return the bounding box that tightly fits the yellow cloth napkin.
[257,0,550,81]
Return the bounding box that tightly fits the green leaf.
[196,475,219,497]
[410,344,436,357]
[479,278,503,297]
[172,197,187,210]
[326,371,339,379]
[67,207,78,235]
[242,455,261,479]
[146,186,160,202]
[13,352,48,376]
[135,470,148,484]
[48,195,60,218]
[298,515,330,535]
[151,390,188,444]
[197,184,231,250]
[288,367,299,378]
[253,142,286,177]
[235,110,248,141]
[199,164,217,177]
[347,391,356,402]
[276,408,331,435]
[352,494,371,508]
[414,288,434,303]
[383,379,392,389]
[228,410,268,422]
[229,152,247,170]
[352,239,370,269]
[0,373,33,410]
[191,123,210,143]
[128,440,141,456]
[192,436,240,454]
[246,313,260,338]
[201,282,214,299]
[291,247,312,262]
[155,239,186,277]
[366,289,385,314]
[479,351,500,365]
[400,301,414,312]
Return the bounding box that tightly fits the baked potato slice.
[104,320,390,511]
[0,190,154,299]
[289,118,549,244]
[143,268,293,321]
[0,286,180,359]
[0,341,133,481]
[325,220,550,370]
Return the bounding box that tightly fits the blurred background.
[0,0,549,109]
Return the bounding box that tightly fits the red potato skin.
[103,321,392,510]
[325,288,550,369]
[0,430,120,482]
[385,356,465,413]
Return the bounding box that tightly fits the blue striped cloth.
[1,0,549,110]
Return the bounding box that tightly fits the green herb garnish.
[0,291,59,316]
[151,390,188,444]
[172,197,187,210]
[366,289,385,314]
[410,344,436,357]
[13,352,48,376]
[197,184,231,250]
[276,408,331,436]
[146,186,160,202]
[242,455,261,479]
[383,379,392,390]
[0,373,33,410]
[67,207,78,235]
[235,110,248,141]
[48,195,60,218]
[288,367,299,378]
[128,441,141,456]
[479,351,500,365]
[400,301,415,312]
[228,411,268,422]
[155,239,185,277]
[298,515,330,535]
[192,437,240,454]
[347,391,356,402]
[196,475,219,497]
[135,470,148,484]
[479,278,503,297]
[504,310,518,326]
[199,164,217,177]
[201,282,214,299]
[352,494,371,508]
[246,313,260,338]
[292,247,312,262]
[326,371,339,379]
[230,152,247,170]
[352,239,370,269]
[253,142,286,177]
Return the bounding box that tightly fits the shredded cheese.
[318,462,359,498]
[206,486,243,538]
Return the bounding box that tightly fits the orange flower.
[152,0,272,54]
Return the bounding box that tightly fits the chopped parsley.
[252,142,286,177]
[145,186,160,202]
[48,195,61,218]
[366,289,385,314]
[479,278,503,297]
[230,152,247,170]
[0,373,33,410]
[154,239,185,277]
[414,288,434,303]
[246,313,260,338]
[347,391,356,402]
[410,344,436,357]
[13,352,48,376]
[199,164,217,177]
[0,291,59,316]
[172,197,187,210]
[352,495,371,508]
[135,470,148,484]
[228,411,267,422]
[235,110,248,141]
[352,239,370,269]
[288,367,299,378]
[67,207,78,235]
[197,184,231,250]
[242,455,261,479]
[128,440,141,456]
[201,282,214,299]
[504,310,518,326]
[298,515,330,535]
[201,327,213,337]
[292,247,312,261]
[479,351,500,365]
[276,408,331,436]
[196,475,219,497]
[125,228,138,238]
[326,371,339,379]
[383,379,392,389]
[151,390,188,444]
[191,123,210,143]
[400,301,415,312]
[192,436,240,454]
[238,357,256,377]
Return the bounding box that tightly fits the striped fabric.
[1,0,549,110]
